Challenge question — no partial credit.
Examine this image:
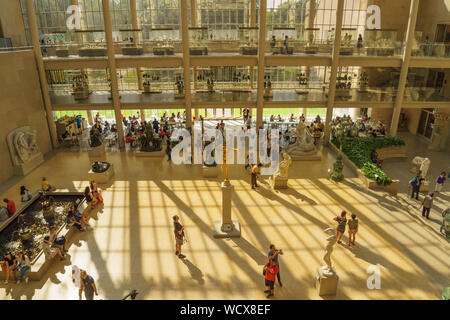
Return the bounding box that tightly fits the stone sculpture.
[270,152,292,189]
[411,156,431,178]
[138,122,162,152]
[7,126,44,176]
[285,120,319,159]
[320,228,337,277]
[89,127,103,148]
[92,161,111,173]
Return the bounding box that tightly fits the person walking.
[347,214,359,247]
[334,210,347,244]
[421,192,434,219]
[263,259,279,298]
[79,270,98,300]
[166,143,172,161]
[440,207,449,234]
[434,171,446,194]
[409,173,424,200]
[173,215,186,259]
[268,244,283,287]
[251,163,262,189]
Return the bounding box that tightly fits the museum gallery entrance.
[417,108,435,140]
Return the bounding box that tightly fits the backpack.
[409,176,418,186]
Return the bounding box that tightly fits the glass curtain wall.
[136,0,181,40]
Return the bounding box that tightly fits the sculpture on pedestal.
[6,126,45,176]
[411,156,431,178]
[285,120,317,157]
[320,228,337,277]
[270,152,292,189]
[92,161,111,173]
[89,127,103,148]
[137,123,162,152]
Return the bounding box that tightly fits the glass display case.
[238,26,258,55]
[40,31,75,57]
[268,28,295,54]
[364,29,399,56]
[119,29,143,55]
[189,27,208,55]
[76,30,107,57]
[150,28,178,56]
[302,28,320,54]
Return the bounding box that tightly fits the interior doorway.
[417,108,435,140]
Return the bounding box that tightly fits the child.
[20,186,32,202]
[42,177,54,192]
[347,214,359,246]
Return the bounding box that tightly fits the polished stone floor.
[0,133,448,300]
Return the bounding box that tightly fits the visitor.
[357,34,363,55]
[270,35,276,50]
[251,163,262,189]
[173,215,186,259]
[84,186,98,209]
[16,252,31,284]
[79,270,98,300]
[3,198,16,218]
[90,180,103,203]
[20,185,32,202]
[0,206,8,222]
[270,114,275,122]
[166,143,172,161]
[440,207,449,234]
[315,115,321,123]
[289,114,295,122]
[3,252,16,284]
[76,115,82,134]
[42,177,54,192]
[421,192,434,219]
[370,150,383,168]
[43,236,65,261]
[434,171,446,194]
[246,115,252,130]
[300,114,306,122]
[334,210,347,244]
[268,244,283,287]
[263,259,279,298]
[347,214,359,247]
[283,35,289,52]
[409,173,425,200]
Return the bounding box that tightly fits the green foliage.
[332,137,405,185]
[361,163,392,186]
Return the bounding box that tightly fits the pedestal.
[271,176,288,189]
[88,164,114,184]
[87,144,106,160]
[315,266,339,296]
[420,180,430,192]
[13,153,44,176]
[214,181,241,238]
[202,165,219,178]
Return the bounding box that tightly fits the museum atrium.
[0,0,449,301]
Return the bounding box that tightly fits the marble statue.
[12,129,39,163]
[7,126,44,176]
[270,152,292,189]
[411,156,431,178]
[274,152,292,179]
[320,228,337,277]
[285,120,318,159]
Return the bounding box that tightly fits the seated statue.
[273,152,292,180]
[285,120,318,157]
